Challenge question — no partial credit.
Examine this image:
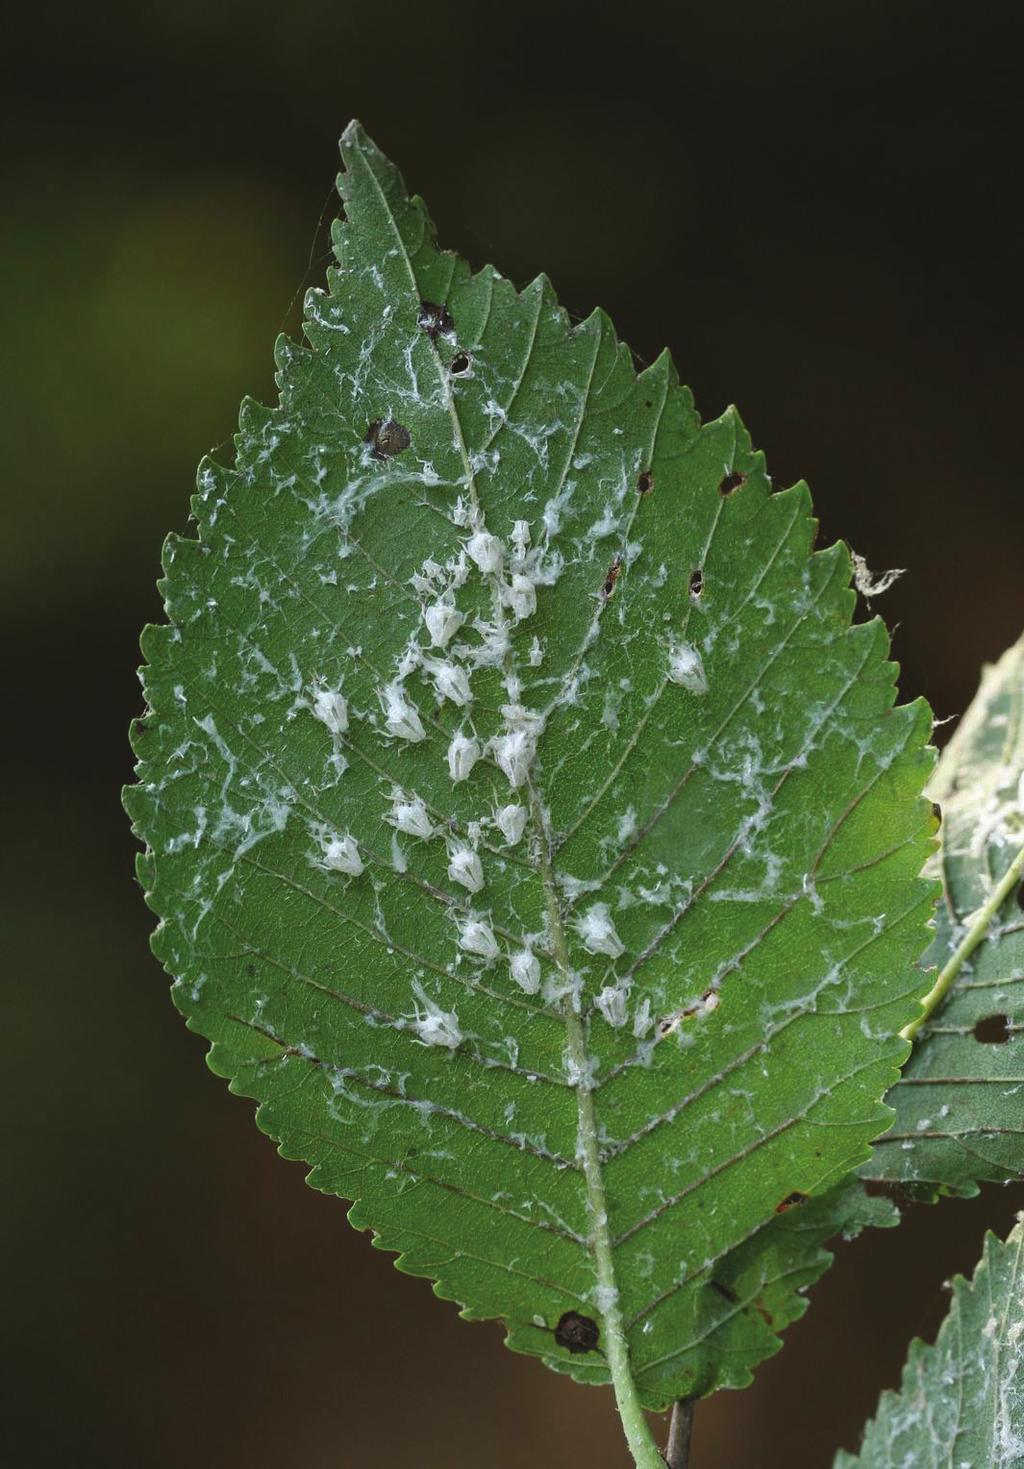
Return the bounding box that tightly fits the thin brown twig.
[664,1398,695,1468]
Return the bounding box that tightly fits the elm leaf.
[125,123,936,1438]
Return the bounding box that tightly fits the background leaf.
[126,122,936,1412]
[835,1218,1024,1467]
[864,632,1024,1197]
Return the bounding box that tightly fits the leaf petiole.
[901,838,1024,1041]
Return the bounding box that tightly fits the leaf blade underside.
[835,1220,1024,1468]
[126,122,937,1410]
[864,631,1024,1198]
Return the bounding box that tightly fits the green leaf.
[864,632,1024,1197]
[835,1218,1024,1468]
[125,122,937,1428]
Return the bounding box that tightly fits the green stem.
[527,782,665,1469]
[901,839,1024,1041]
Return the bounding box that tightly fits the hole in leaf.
[554,1311,600,1354]
[602,558,622,599]
[775,1191,808,1214]
[636,470,654,496]
[719,470,746,497]
[659,989,719,1033]
[417,301,454,342]
[689,568,704,597]
[973,1014,1011,1044]
[366,419,411,459]
[450,351,471,376]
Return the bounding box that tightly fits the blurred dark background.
[4,3,1023,1465]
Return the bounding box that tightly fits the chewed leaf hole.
[719,469,746,497]
[775,1191,808,1214]
[636,469,654,495]
[601,558,622,599]
[689,567,704,597]
[554,1311,600,1354]
[973,1014,1011,1044]
[417,300,454,342]
[449,351,472,376]
[658,990,719,1034]
[366,419,411,459]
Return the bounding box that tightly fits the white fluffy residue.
[851,550,905,599]
[426,658,473,707]
[465,529,504,574]
[310,684,348,735]
[380,681,426,741]
[448,730,482,782]
[321,833,363,877]
[577,903,625,958]
[447,843,484,893]
[407,980,463,1049]
[491,729,533,788]
[423,599,464,648]
[387,789,435,840]
[490,704,544,788]
[494,803,528,846]
[595,981,631,1028]
[457,916,500,962]
[509,948,541,994]
[506,573,537,622]
[667,640,708,694]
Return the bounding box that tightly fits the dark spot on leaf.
[932,802,942,826]
[750,1296,773,1327]
[689,567,704,597]
[974,1014,1011,1044]
[450,351,471,376]
[708,1279,739,1303]
[1017,880,1024,911]
[719,470,746,497]
[417,301,454,342]
[602,558,622,599]
[366,419,411,459]
[644,399,652,408]
[636,470,654,496]
[775,1191,808,1214]
[245,963,256,977]
[554,1311,600,1354]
